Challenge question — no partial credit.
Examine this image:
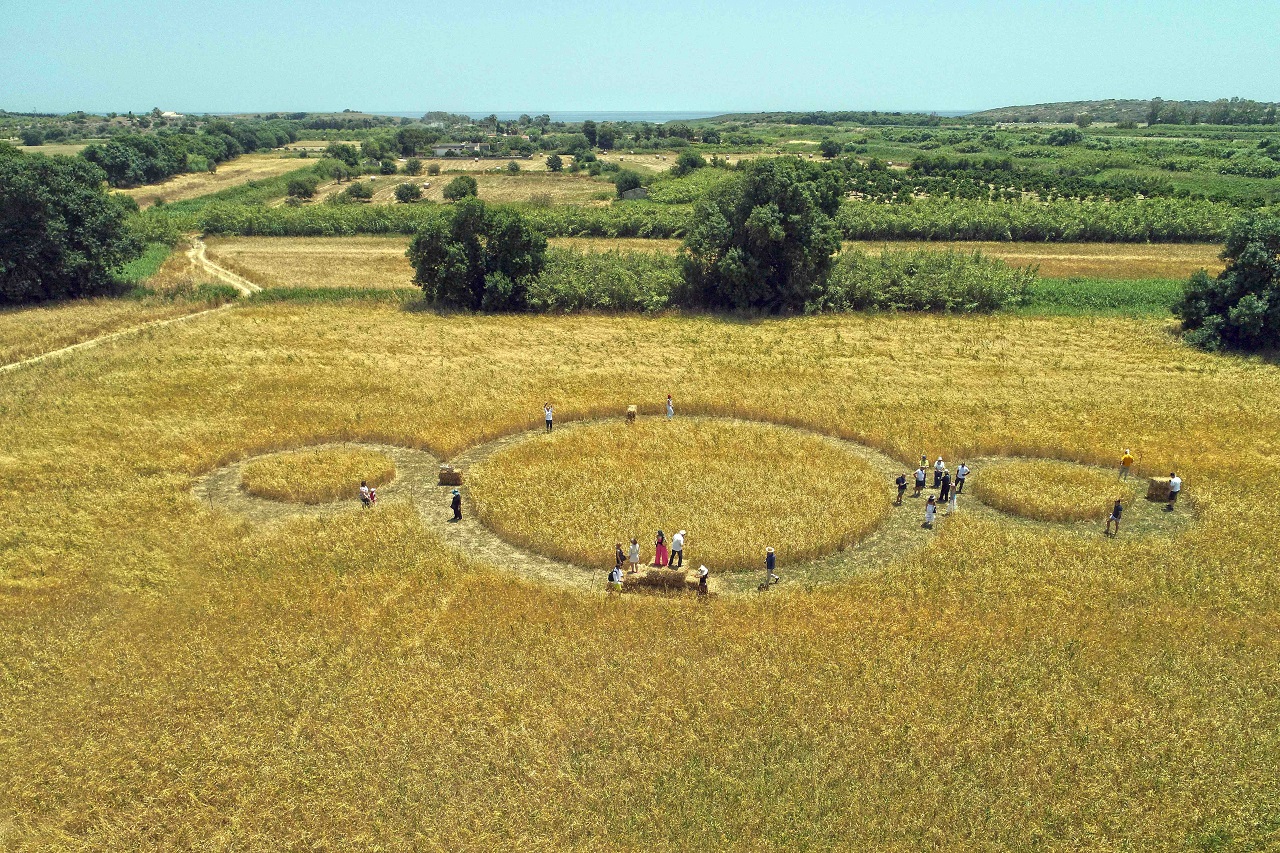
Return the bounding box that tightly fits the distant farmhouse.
[432,142,492,157]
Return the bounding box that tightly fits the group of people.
[545,394,676,433]
[609,537,779,596]
[359,481,378,508]
[894,455,969,529]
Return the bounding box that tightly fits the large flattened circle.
[465,417,890,572]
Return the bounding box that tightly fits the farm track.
[192,418,1193,596]
[0,239,267,375]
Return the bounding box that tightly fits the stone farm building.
[432,142,492,157]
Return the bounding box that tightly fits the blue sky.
[1,0,1276,114]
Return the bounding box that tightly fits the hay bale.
[1147,477,1172,502]
[628,568,687,590]
[438,464,463,486]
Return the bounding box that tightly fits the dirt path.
[0,303,235,376]
[191,418,1195,597]
[188,238,262,295]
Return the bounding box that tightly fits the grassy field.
[1,304,1278,847]
[0,297,217,366]
[970,458,1145,522]
[844,240,1225,279]
[119,151,311,208]
[14,140,99,156]
[409,172,613,205]
[203,235,415,289]
[241,447,396,504]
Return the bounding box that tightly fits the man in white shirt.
[670,530,685,568]
[933,457,945,488]
[955,463,970,493]
[1167,472,1182,509]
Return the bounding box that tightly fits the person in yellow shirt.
[1120,449,1134,480]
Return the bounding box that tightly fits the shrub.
[286,175,320,199]
[0,152,141,303]
[407,197,546,310]
[1175,214,1280,351]
[405,157,423,176]
[395,182,423,203]
[339,181,374,203]
[546,154,563,172]
[815,249,1034,313]
[379,158,397,175]
[427,162,441,176]
[526,248,682,312]
[820,139,842,158]
[507,161,521,174]
[443,174,478,201]
[671,150,707,177]
[614,170,643,197]
[1046,128,1084,146]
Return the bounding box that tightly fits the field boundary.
[188,237,262,295]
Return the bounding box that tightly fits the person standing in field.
[923,496,937,529]
[939,470,952,503]
[697,564,709,595]
[628,537,640,573]
[670,530,686,568]
[1105,499,1123,535]
[956,462,970,493]
[1167,472,1182,509]
[666,394,674,420]
[544,403,554,433]
[895,473,908,505]
[368,486,377,506]
[654,530,669,567]
[615,542,627,575]
[920,453,928,472]
[766,546,778,585]
[947,484,958,513]
[933,457,946,488]
[360,480,371,508]
[1120,449,1134,480]
[913,466,926,497]
[608,564,623,594]
[450,488,462,522]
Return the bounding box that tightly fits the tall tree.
[1175,214,1280,352]
[581,120,598,148]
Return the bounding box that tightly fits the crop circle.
[968,458,1143,523]
[466,418,891,571]
[240,447,396,504]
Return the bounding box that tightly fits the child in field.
[923,496,937,529]
[544,403,554,433]
[1105,499,1123,535]
[1120,449,1134,480]
[913,466,926,497]
[629,538,640,573]
[766,546,778,585]
[360,480,371,508]
[368,487,377,506]
[654,530,668,567]
[895,473,908,505]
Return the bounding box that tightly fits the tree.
[506,160,521,174]
[671,150,706,177]
[427,162,441,176]
[614,170,643,197]
[405,157,423,175]
[342,181,373,201]
[286,175,320,198]
[701,129,721,145]
[1147,97,1164,127]
[1075,114,1093,128]
[1175,214,1280,352]
[0,152,141,303]
[1046,128,1083,146]
[819,138,841,158]
[325,143,360,168]
[442,174,478,201]
[394,182,422,203]
[19,129,43,146]
[596,123,617,150]
[581,120,598,148]
[379,158,397,175]
[546,154,563,172]
[407,197,547,310]
[682,156,843,312]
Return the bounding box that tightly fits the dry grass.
[0,296,210,366]
[118,152,308,208]
[549,236,683,254]
[240,448,395,504]
[469,418,889,571]
[845,240,1225,279]
[203,235,415,289]
[15,141,95,157]
[970,458,1145,522]
[410,172,611,205]
[0,307,1278,848]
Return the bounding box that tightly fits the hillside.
[968,97,1279,125]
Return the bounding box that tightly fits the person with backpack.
[654,530,668,568]
[607,564,623,593]
[615,543,627,575]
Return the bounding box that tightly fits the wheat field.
[970,458,1145,522]
[1,306,1277,848]
[845,240,1225,279]
[118,152,309,208]
[469,418,890,570]
[203,235,415,289]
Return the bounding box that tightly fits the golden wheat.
[118,152,310,208]
[844,240,1224,279]
[0,305,1277,848]
[239,447,395,504]
[969,458,1144,521]
[469,418,889,570]
[203,235,415,289]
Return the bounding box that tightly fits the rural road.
[188,238,262,295]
